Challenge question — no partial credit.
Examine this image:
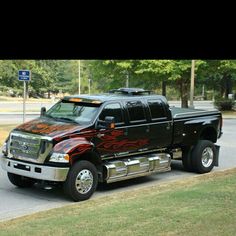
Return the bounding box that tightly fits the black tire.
[7,173,35,188]
[182,146,194,172]
[191,140,216,174]
[63,160,98,202]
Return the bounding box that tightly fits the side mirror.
[40,107,46,116]
[97,116,115,129]
[104,116,115,129]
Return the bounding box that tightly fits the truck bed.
[170,106,222,146]
[170,106,220,119]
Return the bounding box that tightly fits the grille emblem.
[22,143,29,150]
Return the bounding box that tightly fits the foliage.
[0,60,83,98]
[214,98,235,111]
[1,60,236,106]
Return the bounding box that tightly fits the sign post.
[189,60,195,109]
[18,70,31,123]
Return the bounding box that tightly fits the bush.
[0,86,10,96]
[214,98,235,111]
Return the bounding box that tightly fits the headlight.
[49,153,70,163]
[2,142,7,155]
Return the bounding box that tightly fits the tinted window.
[99,103,123,123]
[126,101,146,122]
[148,99,166,119]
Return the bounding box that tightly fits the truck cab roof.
[63,88,167,104]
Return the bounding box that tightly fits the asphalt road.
[0,119,235,222]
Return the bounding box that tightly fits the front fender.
[53,137,94,158]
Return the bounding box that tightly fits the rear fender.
[183,118,217,145]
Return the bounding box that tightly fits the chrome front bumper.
[0,156,69,182]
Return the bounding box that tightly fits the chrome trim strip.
[173,110,219,119]
[10,131,53,141]
[115,120,171,129]
[106,167,171,183]
[101,148,167,160]
[0,156,69,182]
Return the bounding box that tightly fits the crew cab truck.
[0,88,223,201]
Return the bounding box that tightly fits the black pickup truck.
[1,88,223,201]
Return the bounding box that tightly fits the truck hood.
[15,117,88,139]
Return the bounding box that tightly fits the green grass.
[0,169,236,236]
[0,124,17,146]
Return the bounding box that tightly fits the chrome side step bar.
[104,153,171,183]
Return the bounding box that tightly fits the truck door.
[146,99,173,149]
[124,100,150,152]
[94,102,127,158]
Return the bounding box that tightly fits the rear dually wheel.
[191,140,216,174]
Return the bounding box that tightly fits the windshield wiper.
[56,117,78,123]
[44,114,54,119]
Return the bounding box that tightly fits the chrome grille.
[8,131,53,163]
[10,133,41,160]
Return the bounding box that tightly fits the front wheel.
[63,160,98,201]
[7,173,35,188]
[191,140,216,174]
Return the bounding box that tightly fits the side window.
[148,99,167,120]
[99,103,124,123]
[126,100,146,122]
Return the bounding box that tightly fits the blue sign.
[18,70,31,81]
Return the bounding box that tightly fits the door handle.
[97,133,105,138]
[166,123,171,130]
[124,128,128,136]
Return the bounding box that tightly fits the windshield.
[45,100,100,124]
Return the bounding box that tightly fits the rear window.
[148,99,167,120]
[126,100,146,122]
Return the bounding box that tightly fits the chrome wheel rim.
[75,169,93,194]
[201,147,214,168]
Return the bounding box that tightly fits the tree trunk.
[180,78,188,108]
[220,77,225,98]
[221,73,232,99]
[48,91,51,99]
[162,81,166,96]
[225,75,232,98]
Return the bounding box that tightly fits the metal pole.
[78,60,81,95]
[88,79,91,95]
[190,60,195,108]
[23,81,26,123]
[202,85,205,98]
[126,72,129,88]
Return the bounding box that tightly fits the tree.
[136,60,205,108]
